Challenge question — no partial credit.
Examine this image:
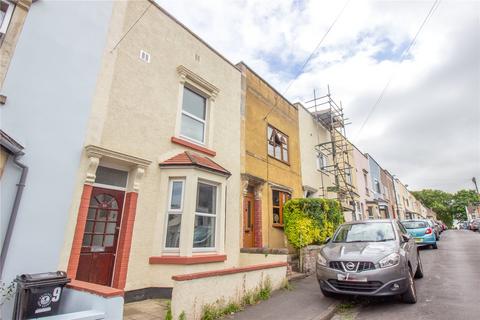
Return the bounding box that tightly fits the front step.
[287,253,300,275]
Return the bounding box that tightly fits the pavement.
[335,230,480,320]
[229,275,337,320]
[123,299,169,320]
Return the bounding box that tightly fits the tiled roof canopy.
[160,151,231,177]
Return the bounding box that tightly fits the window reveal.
[267,125,289,163]
[272,190,291,226]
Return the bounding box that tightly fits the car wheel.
[321,288,336,298]
[414,252,424,279]
[402,268,417,304]
[432,243,438,249]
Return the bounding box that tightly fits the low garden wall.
[171,262,287,320]
[300,245,323,275]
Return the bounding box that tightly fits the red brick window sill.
[171,137,216,157]
[149,254,227,265]
[67,280,124,298]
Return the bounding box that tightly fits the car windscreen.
[402,221,428,229]
[333,222,395,243]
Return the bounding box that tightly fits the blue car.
[401,220,437,249]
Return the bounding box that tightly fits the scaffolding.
[304,86,357,212]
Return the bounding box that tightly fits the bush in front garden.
[283,198,344,249]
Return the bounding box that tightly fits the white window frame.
[374,179,381,193]
[316,152,328,171]
[180,86,208,145]
[0,0,14,35]
[345,167,353,185]
[163,179,185,251]
[192,180,218,252]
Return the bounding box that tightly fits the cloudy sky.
[156,0,480,193]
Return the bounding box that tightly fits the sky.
[155,0,480,193]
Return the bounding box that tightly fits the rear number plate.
[415,238,423,243]
[337,273,367,282]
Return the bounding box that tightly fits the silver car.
[316,219,423,303]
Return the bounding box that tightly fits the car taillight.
[425,227,432,234]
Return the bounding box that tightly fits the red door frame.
[67,183,139,290]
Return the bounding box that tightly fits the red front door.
[76,187,124,286]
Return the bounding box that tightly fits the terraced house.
[237,63,303,250]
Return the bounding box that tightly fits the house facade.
[238,63,303,249]
[352,145,373,220]
[297,104,334,199]
[381,169,397,219]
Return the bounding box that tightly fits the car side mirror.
[401,234,411,242]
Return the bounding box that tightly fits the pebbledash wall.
[57,0,243,292]
[0,0,114,317]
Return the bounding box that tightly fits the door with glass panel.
[76,187,124,286]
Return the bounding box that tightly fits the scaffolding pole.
[304,87,357,216]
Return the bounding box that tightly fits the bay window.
[165,180,184,248]
[193,182,217,249]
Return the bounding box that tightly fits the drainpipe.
[391,175,400,220]
[0,152,28,278]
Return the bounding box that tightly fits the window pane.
[104,235,114,247]
[273,207,281,224]
[274,145,281,159]
[268,142,274,156]
[170,181,183,210]
[87,208,96,219]
[183,87,206,120]
[82,235,92,246]
[92,235,103,246]
[272,190,280,206]
[193,215,215,248]
[196,183,216,214]
[181,114,205,142]
[108,211,118,221]
[95,166,128,188]
[267,126,273,139]
[165,214,181,248]
[106,222,116,234]
[85,221,94,233]
[282,148,288,162]
[94,222,105,234]
[97,209,108,221]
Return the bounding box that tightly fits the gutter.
[0,152,28,278]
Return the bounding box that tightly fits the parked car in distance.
[401,220,437,249]
[470,218,480,231]
[316,219,423,304]
[428,219,441,240]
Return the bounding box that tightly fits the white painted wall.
[0,0,113,317]
[297,105,332,198]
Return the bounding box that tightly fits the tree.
[450,189,480,220]
[411,189,453,226]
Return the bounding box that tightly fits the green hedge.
[283,198,344,249]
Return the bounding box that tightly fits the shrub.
[284,198,344,249]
